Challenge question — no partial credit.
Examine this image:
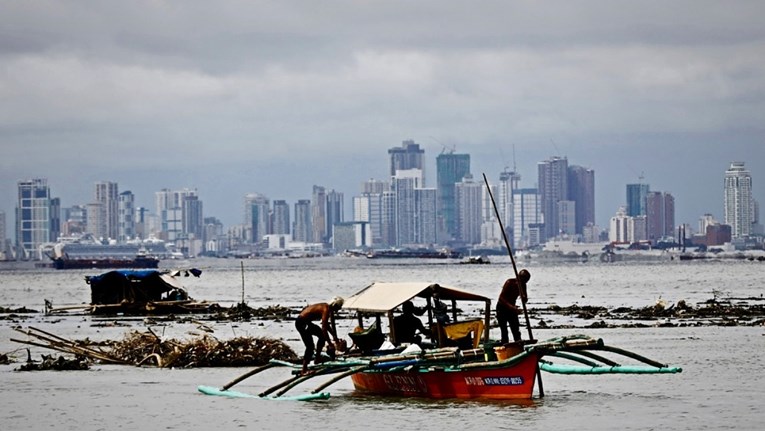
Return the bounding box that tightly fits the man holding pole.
[496,269,531,343]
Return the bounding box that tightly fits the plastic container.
[494,342,523,361]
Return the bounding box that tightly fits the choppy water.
[1,257,763,430]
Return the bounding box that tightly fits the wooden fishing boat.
[198,281,681,401]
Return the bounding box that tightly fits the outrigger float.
[198,281,682,402]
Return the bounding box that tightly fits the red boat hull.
[350,353,539,400]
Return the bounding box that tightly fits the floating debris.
[11,326,299,369]
[16,353,90,371]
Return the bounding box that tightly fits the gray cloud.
[1,1,764,229]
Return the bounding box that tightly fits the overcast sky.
[1,1,764,233]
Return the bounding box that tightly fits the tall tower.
[568,165,595,234]
[646,191,675,242]
[244,193,270,245]
[326,190,344,244]
[537,156,569,241]
[16,178,52,258]
[388,140,425,179]
[512,188,542,249]
[724,162,753,238]
[311,186,327,245]
[454,174,483,245]
[118,191,136,242]
[271,200,291,235]
[498,168,521,236]
[436,150,471,240]
[626,183,650,217]
[293,199,312,243]
[95,181,119,241]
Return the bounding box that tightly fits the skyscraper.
[388,140,425,179]
[454,174,483,245]
[16,178,52,258]
[271,200,291,235]
[512,188,542,249]
[498,168,521,238]
[567,165,595,234]
[646,191,675,242]
[538,156,568,241]
[95,181,119,241]
[326,190,344,244]
[436,150,470,240]
[156,188,198,243]
[118,191,136,242]
[724,161,753,238]
[626,183,650,217]
[311,186,327,245]
[293,199,312,243]
[244,193,270,245]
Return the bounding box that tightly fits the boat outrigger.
[198,280,681,401]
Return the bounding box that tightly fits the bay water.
[0,257,763,430]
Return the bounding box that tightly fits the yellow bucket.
[494,343,523,361]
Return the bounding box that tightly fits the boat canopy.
[343,282,490,314]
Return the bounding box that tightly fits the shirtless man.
[295,296,344,374]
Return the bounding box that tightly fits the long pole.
[482,173,544,397]
[240,261,245,305]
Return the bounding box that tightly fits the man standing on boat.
[295,296,344,375]
[496,269,530,343]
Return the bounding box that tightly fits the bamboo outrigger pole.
[482,173,544,397]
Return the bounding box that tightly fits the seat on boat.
[348,322,385,354]
[435,319,484,349]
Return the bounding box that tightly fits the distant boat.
[366,248,461,259]
[460,255,491,264]
[46,234,161,270]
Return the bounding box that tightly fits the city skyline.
[1,2,764,232]
[4,150,760,243]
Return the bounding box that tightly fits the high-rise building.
[311,185,327,245]
[609,207,630,243]
[380,190,397,247]
[724,162,753,238]
[392,169,423,246]
[646,191,675,242]
[392,169,436,246]
[95,181,119,241]
[626,183,650,217]
[118,191,136,242]
[354,179,390,247]
[156,188,198,241]
[568,165,595,234]
[326,189,344,244]
[293,199,312,243]
[538,156,568,241]
[454,174,483,245]
[182,194,204,240]
[436,151,470,240]
[512,188,542,249]
[388,140,425,179]
[16,178,52,259]
[498,168,521,239]
[244,193,270,245]
[271,200,291,235]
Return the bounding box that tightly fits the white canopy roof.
[342,282,491,314]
